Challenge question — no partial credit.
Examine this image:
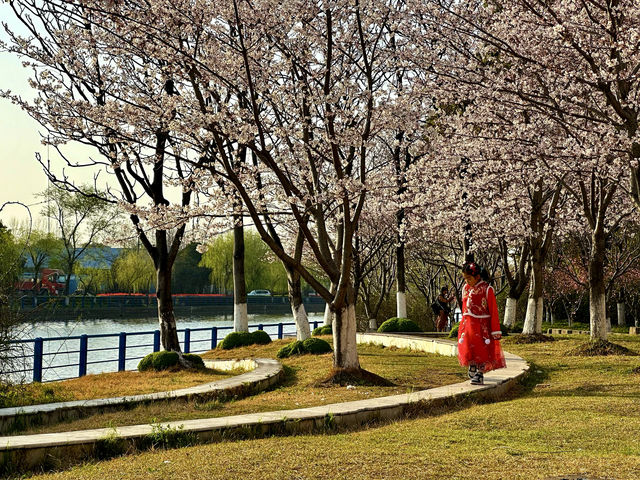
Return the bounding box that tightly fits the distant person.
[458,262,506,385]
[436,286,455,332]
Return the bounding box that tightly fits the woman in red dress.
[458,262,506,385]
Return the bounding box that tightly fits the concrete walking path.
[0,333,528,473]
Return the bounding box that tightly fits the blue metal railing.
[7,320,323,383]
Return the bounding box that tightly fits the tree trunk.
[617,302,626,327]
[157,265,181,351]
[589,229,608,340]
[332,300,359,370]
[396,241,407,319]
[324,282,336,326]
[285,265,310,340]
[233,214,248,332]
[522,257,544,334]
[503,297,518,327]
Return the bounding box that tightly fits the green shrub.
[377,318,399,332]
[302,337,332,354]
[448,323,459,339]
[251,330,272,345]
[182,353,205,369]
[396,318,422,332]
[312,325,332,336]
[138,351,180,372]
[152,351,179,370]
[277,340,305,358]
[377,317,421,333]
[220,331,253,350]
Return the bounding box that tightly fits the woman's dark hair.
[440,286,448,293]
[462,262,490,282]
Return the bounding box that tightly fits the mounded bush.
[312,325,332,336]
[152,351,179,370]
[377,317,421,333]
[251,330,272,345]
[182,353,205,369]
[220,331,254,350]
[138,351,180,372]
[377,317,399,332]
[277,340,311,358]
[396,318,422,332]
[302,337,332,354]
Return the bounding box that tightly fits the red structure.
[17,269,66,295]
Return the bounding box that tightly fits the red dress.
[457,280,506,372]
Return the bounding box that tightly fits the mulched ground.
[565,339,637,357]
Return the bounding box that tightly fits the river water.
[9,312,324,383]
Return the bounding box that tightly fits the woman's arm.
[487,286,501,339]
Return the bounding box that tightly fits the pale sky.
[1,7,104,230]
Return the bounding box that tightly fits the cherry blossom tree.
[3,0,207,354]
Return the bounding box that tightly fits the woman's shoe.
[470,372,484,385]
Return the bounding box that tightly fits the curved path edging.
[0,334,528,474]
[0,358,283,435]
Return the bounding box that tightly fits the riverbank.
[13,295,326,321]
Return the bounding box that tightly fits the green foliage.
[377,317,421,333]
[137,351,179,371]
[448,323,459,339]
[40,186,121,294]
[95,427,126,459]
[144,422,197,450]
[172,243,211,294]
[251,330,272,345]
[277,338,331,358]
[277,340,303,358]
[219,331,254,350]
[182,353,205,369]
[198,230,288,294]
[112,248,155,294]
[302,337,332,354]
[312,325,332,336]
[0,223,22,292]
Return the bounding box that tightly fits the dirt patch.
[316,367,395,387]
[565,339,637,357]
[513,334,555,344]
[632,366,640,374]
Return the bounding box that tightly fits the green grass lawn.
[16,335,640,479]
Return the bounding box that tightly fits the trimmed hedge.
[137,351,180,372]
[377,317,421,333]
[183,353,205,369]
[219,330,272,350]
[277,338,332,358]
[251,330,272,345]
[303,337,333,354]
[312,325,332,336]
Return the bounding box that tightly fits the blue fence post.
[258,324,263,331]
[184,328,191,354]
[153,330,160,352]
[33,337,43,383]
[79,334,88,377]
[211,327,217,350]
[118,332,127,372]
[313,321,319,330]
[277,323,283,340]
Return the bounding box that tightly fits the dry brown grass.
[1,368,238,409]
[15,337,463,436]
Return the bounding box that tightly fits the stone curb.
[0,358,283,435]
[0,334,528,474]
